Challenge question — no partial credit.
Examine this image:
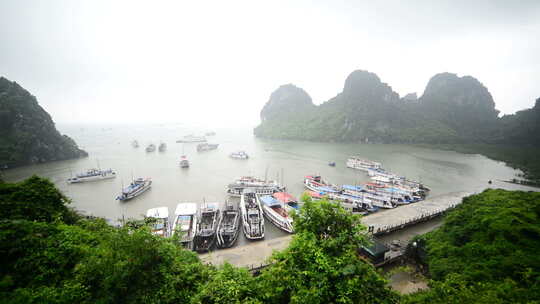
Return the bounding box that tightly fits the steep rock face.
[260,84,314,122]
[342,70,400,104]
[0,77,87,168]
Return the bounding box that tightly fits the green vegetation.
[0,176,397,303]
[404,189,540,303]
[0,77,87,168]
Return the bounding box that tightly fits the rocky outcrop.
[0,77,88,168]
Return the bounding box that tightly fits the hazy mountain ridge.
[254,70,538,145]
[0,77,87,168]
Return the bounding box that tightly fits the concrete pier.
[200,191,472,268]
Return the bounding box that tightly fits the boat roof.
[371,176,391,182]
[146,207,169,218]
[317,186,339,193]
[201,202,219,210]
[343,185,363,191]
[260,195,281,207]
[306,191,324,198]
[175,203,198,215]
[273,192,296,203]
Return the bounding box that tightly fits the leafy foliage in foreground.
[404,189,540,303]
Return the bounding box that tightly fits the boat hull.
[68,174,116,184]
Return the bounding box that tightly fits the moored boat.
[146,144,156,152]
[179,155,190,168]
[146,207,170,237]
[303,175,340,193]
[240,189,265,240]
[217,201,241,248]
[176,135,207,143]
[230,151,249,159]
[273,192,299,210]
[259,195,294,233]
[67,168,116,184]
[172,203,198,250]
[116,177,152,201]
[197,143,219,152]
[346,157,382,171]
[158,142,167,152]
[194,202,221,252]
[226,176,285,197]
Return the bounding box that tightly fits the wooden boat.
[216,201,241,248]
[193,202,220,252]
[146,207,170,237]
[172,203,198,250]
[240,189,265,240]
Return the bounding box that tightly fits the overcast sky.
[1,0,539,127]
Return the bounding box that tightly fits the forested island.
[1,176,539,303]
[0,77,87,168]
[254,71,540,185]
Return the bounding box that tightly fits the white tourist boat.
[116,177,152,201]
[172,203,198,250]
[346,157,382,171]
[258,195,294,233]
[67,168,116,184]
[340,185,396,209]
[194,202,221,252]
[146,207,170,237]
[226,176,285,197]
[240,189,265,240]
[176,135,207,143]
[230,151,249,159]
[197,143,219,152]
[303,175,341,193]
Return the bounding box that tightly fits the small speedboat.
[194,202,221,252]
[217,201,241,248]
[328,162,336,167]
[179,155,189,168]
[67,168,116,184]
[116,177,152,201]
[172,203,198,250]
[230,151,249,159]
[146,207,170,237]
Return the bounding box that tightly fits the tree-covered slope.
[405,189,540,303]
[0,77,87,168]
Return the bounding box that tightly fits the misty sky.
[1,1,539,127]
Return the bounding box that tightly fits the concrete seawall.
[199,191,472,268]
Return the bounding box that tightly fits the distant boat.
[158,142,167,152]
[205,131,216,136]
[116,177,152,201]
[146,207,170,237]
[67,168,116,184]
[240,189,265,240]
[216,201,241,248]
[193,202,221,252]
[146,144,156,152]
[230,151,249,159]
[197,143,219,152]
[172,203,198,250]
[328,162,336,167]
[176,135,207,143]
[132,140,139,148]
[179,155,189,168]
[226,176,285,197]
[258,194,294,233]
[346,157,382,171]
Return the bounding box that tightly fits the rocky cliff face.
[0,77,87,168]
[260,84,314,122]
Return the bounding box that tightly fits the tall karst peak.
[260,84,314,122]
[342,70,399,104]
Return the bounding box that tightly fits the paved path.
[200,191,472,268]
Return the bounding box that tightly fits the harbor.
[199,191,470,269]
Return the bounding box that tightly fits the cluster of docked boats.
[302,157,430,212]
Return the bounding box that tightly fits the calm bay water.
[3,123,536,245]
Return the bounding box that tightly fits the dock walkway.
[199,191,472,269]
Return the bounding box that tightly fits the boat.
[259,195,294,233]
[328,162,336,167]
[176,135,207,143]
[339,185,396,209]
[226,176,285,197]
[67,168,116,184]
[179,155,189,168]
[346,157,382,171]
[116,177,152,201]
[273,192,299,210]
[240,189,265,240]
[146,207,170,237]
[197,143,219,152]
[193,202,221,252]
[158,142,167,152]
[172,203,198,250]
[217,201,241,248]
[132,140,139,148]
[303,175,340,193]
[205,131,216,136]
[230,151,249,159]
[146,144,156,152]
[305,190,325,200]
